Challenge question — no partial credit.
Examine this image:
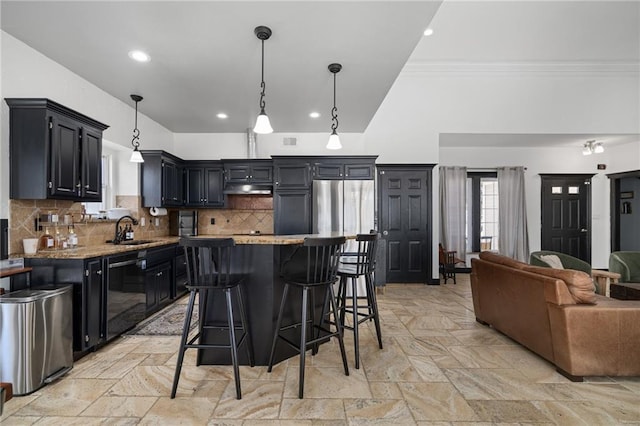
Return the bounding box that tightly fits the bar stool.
[171,237,254,400]
[267,236,348,399]
[336,233,383,369]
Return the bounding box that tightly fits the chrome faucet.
[113,215,139,244]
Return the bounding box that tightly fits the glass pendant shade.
[253,108,273,134]
[326,130,342,150]
[582,146,592,156]
[129,148,144,163]
[594,143,604,153]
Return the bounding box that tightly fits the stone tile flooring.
[2,275,639,425]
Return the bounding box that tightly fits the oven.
[105,250,147,341]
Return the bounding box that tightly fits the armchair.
[530,250,620,297]
[609,251,640,283]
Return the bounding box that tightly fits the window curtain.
[439,166,467,262]
[497,166,529,262]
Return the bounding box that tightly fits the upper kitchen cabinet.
[223,159,273,184]
[272,157,312,189]
[312,156,377,180]
[6,98,108,201]
[184,161,225,208]
[140,150,184,207]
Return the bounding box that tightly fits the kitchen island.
[188,232,354,366]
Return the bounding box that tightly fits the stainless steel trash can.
[0,285,73,395]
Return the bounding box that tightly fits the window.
[466,173,499,252]
[83,154,112,215]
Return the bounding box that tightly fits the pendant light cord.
[331,71,338,132]
[259,39,266,110]
[131,100,141,149]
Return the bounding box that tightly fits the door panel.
[378,166,433,283]
[541,174,592,263]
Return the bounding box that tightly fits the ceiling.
[0,1,441,133]
[1,1,638,149]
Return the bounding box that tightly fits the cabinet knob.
[157,272,162,277]
[84,184,90,189]
[96,270,102,275]
[76,182,82,188]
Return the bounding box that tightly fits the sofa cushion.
[540,254,564,269]
[479,251,529,270]
[523,265,596,304]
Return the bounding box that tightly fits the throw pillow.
[524,265,597,304]
[539,254,564,269]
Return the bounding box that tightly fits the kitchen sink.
[118,240,154,246]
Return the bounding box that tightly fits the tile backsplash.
[8,196,274,255]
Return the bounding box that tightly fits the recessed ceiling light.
[423,28,434,36]
[128,50,150,62]
[309,112,320,118]
[216,113,228,119]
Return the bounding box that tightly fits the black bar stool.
[267,236,349,399]
[171,237,254,400]
[336,233,383,369]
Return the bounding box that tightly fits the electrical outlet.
[140,217,146,226]
[210,218,215,225]
[154,218,160,226]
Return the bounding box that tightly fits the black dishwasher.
[105,250,147,341]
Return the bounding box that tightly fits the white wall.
[364,63,639,276]
[0,31,174,211]
[439,143,640,269]
[173,132,365,160]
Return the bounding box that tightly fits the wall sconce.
[582,140,604,156]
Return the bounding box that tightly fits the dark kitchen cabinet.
[184,161,225,207]
[145,261,172,314]
[6,98,108,201]
[223,159,273,184]
[274,190,312,234]
[140,150,184,207]
[84,258,106,350]
[312,157,376,180]
[145,245,175,314]
[273,157,312,189]
[26,256,106,353]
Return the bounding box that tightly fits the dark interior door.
[378,165,433,283]
[541,174,593,262]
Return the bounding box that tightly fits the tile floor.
[2,275,639,425]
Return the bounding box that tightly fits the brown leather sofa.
[471,251,640,380]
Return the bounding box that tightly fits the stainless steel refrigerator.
[312,180,375,291]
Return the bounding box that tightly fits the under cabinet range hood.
[223,183,272,195]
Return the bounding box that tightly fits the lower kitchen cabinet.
[145,261,172,314]
[145,245,176,314]
[27,257,106,353]
[174,248,188,298]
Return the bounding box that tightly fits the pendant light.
[326,63,342,150]
[129,94,144,163]
[253,26,273,134]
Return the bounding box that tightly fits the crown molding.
[402,61,640,77]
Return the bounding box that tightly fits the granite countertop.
[16,232,354,260]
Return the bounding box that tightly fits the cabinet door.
[313,162,344,179]
[226,165,251,183]
[162,160,183,206]
[204,166,225,207]
[345,163,374,180]
[157,262,172,305]
[184,167,204,206]
[85,259,105,349]
[81,127,102,200]
[250,165,273,183]
[274,190,311,234]
[274,162,311,189]
[50,114,81,197]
